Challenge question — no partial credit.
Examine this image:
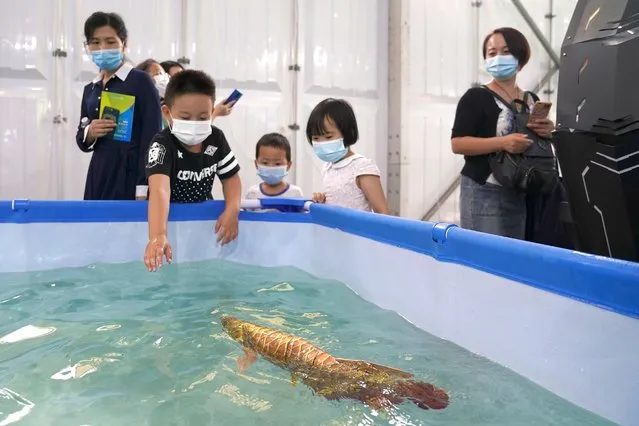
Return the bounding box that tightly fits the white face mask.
[153,73,170,98]
[169,116,212,146]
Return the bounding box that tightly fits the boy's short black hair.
[256,133,291,162]
[482,27,531,68]
[160,60,184,74]
[305,98,359,146]
[163,69,216,108]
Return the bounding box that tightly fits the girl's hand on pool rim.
[144,235,173,272]
[312,192,326,203]
[215,208,239,245]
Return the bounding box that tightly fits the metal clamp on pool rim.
[241,197,312,213]
[11,199,30,212]
[431,222,457,244]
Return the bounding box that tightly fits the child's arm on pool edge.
[215,173,242,245]
[144,174,173,272]
[214,129,242,245]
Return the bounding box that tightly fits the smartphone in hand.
[102,106,120,123]
[223,89,243,106]
[528,101,552,123]
[101,106,120,138]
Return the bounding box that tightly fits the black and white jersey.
[145,126,240,203]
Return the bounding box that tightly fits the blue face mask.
[91,48,123,71]
[257,165,288,185]
[313,138,347,163]
[485,54,519,80]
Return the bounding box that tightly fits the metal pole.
[180,0,188,61]
[422,0,481,221]
[289,0,301,184]
[387,0,407,216]
[533,65,559,94]
[511,0,561,68]
[471,1,482,86]
[545,0,555,98]
[421,175,461,222]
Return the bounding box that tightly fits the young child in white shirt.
[306,98,388,214]
[244,133,303,204]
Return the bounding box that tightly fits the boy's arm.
[214,129,241,212]
[221,173,241,213]
[148,174,171,239]
[143,135,174,271]
[144,135,174,238]
[212,128,242,244]
[214,173,242,244]
[145,174,172,272]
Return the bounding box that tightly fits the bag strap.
[481,85,518,114]
[522,91,540,109]
[482,85,539,114]
[525,91,540,103]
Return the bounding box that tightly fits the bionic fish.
[220,315,450,411]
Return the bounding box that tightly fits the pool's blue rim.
[2,198,638,319]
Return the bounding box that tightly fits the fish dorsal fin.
[334,358,413,379]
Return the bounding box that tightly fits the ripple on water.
[0,259,616,426]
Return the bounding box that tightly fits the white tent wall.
[182,0,299,201]
[293,1,389,200]
[0,0,387,201]
[388,0,579,220]
[0,0,579,218]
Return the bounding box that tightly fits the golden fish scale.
[224,317,450,411]
[244,323,336,367]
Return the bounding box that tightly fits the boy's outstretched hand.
[215,208,239,245]
[144,235,173,272]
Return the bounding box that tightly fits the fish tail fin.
[394,379,450,410]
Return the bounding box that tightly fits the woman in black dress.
[75,11,162,200]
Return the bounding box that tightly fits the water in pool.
[0,259,613,426]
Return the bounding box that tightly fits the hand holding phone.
[102,106,120,122]
[101,106,120,138]
[87,119,117,141]
[527,101,555,139]
[223,89,243,106]
[528,101,552,123]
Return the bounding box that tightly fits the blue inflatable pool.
[1,198,637,425]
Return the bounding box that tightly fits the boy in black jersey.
[143,70,241,272]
